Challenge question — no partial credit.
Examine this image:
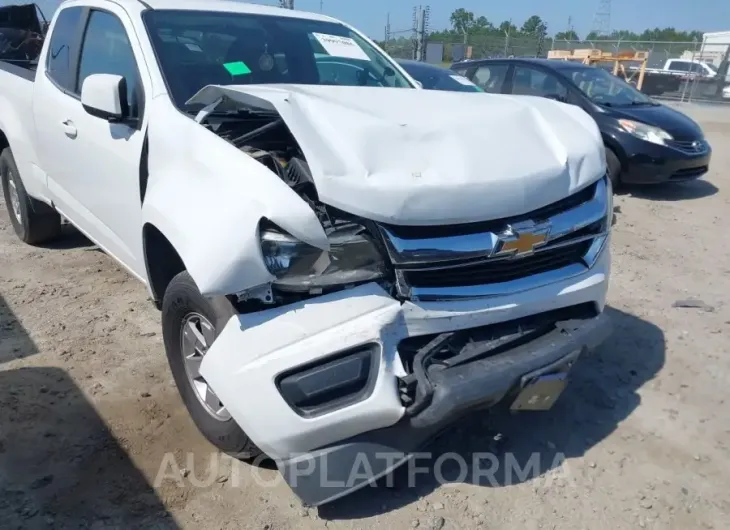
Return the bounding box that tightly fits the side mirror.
[383,67,395,77]
[80,73,129,123]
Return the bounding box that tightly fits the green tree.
[498,20,517,34]
[521,15,544,34]
[554,30,580,41]
[475,16,493,30]
[450,8,476,34]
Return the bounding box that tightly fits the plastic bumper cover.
[198,246,610,503]
[281,310,611,506]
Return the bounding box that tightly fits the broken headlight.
[260,223,386,292]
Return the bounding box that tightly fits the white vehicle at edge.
[0,0,612,505]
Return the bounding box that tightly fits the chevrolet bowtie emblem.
[494,222,550,257]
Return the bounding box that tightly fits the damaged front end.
[180,86,612,507]
[191,92,399,305]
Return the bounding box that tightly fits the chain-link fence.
[388,34,730,104]
[551,39,730,104]
[381,30,417,61]
[385,32,549,63]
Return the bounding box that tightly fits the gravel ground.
[1,104,729,530]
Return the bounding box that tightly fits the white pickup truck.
[0,0,612,505]
[649,58,723,79]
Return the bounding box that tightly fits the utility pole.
[503,18,512,56]
[421,6,430,61]
[412,6,419,60]
[384,12,391,44]
[412,5,430,61]
[320,0,323,12]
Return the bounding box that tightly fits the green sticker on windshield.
[223,61,252,76]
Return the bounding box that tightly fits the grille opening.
[403,240,591,288]
[667,139,706,152]
[382,181,598,239]
[670,166,707,180]
[397,303,598,375]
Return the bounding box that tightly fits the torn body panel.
[199,246,609,461]
[187,84,607,225]
[140,101,328,297]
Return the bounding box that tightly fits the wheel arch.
[143,222,187,304]
[0,128,9,152]
[602,133,628,171]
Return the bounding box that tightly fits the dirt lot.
[1,103,729,530]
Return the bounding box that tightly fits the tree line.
[425,8,704,43]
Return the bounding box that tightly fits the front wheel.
[162,271,262,459]
[605,147,622,189]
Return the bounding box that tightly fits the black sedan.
[397,59,483,93]
[450,58,711,186]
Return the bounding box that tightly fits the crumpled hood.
[187,84,605,225]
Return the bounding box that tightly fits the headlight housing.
[618,119,673,146]
[260,222,386,292]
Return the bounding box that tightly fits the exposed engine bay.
[207,113,321,214]
[200,109,393,304]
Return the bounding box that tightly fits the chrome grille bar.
[377,176,610,302]
[379,178,608,268]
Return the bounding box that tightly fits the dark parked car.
[451,58,711,186]
[397,59,483,92]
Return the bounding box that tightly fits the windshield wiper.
[188,107,277,118]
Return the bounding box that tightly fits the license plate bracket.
[509,372,568,411]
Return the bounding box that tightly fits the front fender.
[141,102,328,297]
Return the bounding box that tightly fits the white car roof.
[119,0,337,23]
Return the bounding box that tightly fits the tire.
[605,147,622,189]
[1,147,61,244]
[162,270,263,460]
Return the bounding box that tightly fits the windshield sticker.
[223,61,252,76]
[450,74,477,87]
[312,32,369,61]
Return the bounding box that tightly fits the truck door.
[33,5,149,278]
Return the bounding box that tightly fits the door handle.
[62,119,77,139]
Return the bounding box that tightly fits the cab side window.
[472,64,509,93]
[45,7,84,91]
[77,10,143,118]
[667,61,691,72]
[511,66,568,100]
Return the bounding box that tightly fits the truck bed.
[0,59,37,81]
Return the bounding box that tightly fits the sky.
[7,0,730,40]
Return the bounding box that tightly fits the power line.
[590,0,612,37]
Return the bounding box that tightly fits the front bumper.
[620,137,711,184]
[199,245,610,504]
[281,310,611,506]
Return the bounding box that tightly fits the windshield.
[706,62,719,73]
[142,10,414,109]
[400,62,483,92]
[563,66,656,107]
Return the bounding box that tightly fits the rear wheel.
[161,271,262,460]
[0,147,61,244]
[605,147,622,189]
